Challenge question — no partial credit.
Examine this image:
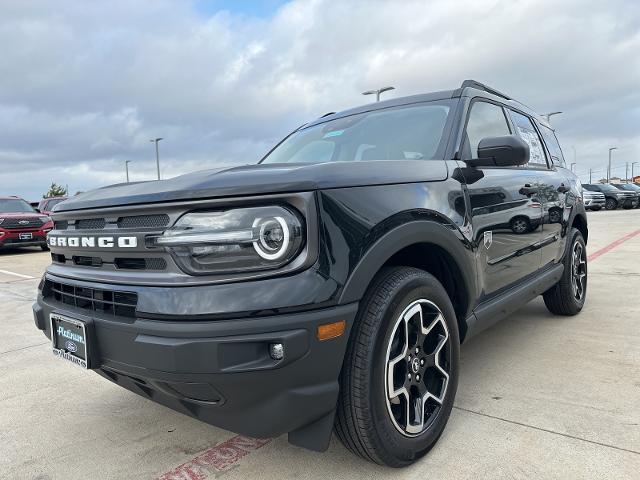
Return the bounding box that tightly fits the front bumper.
[33,275,358,448]
[584,198,605,208]
[0,228,49,248]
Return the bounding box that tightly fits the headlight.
[150,206,304,275]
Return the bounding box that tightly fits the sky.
[1,0,639,200]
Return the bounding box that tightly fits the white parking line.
[0,269,35,279]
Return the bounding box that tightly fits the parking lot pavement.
[1,211,639,479]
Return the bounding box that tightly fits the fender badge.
[484,231,493,249]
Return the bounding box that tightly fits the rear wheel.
[510,216,530,234]
[335,267,459,467]
[543,228,587,315]
[605,198,617,210]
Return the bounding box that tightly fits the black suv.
[34,80,588,467]
[613,183,640,208]
[583,183,637,210]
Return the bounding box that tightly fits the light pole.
[633,162,639,183]
[542,111,563,122]
[125,160,132,183]
[607,147,618,183]
[589,168,593,183]
[570,162,576,172]
[362,86,395,102]
[150,137,163,180]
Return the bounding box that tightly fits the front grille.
[44,279,137,318]
[75,218,106,230]
[73,256,103,267]
[0,217,44,229]
[117,214,170,229]
[54,214,171,231]
[114,257,167,270]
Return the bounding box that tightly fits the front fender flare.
[338,220,477,316]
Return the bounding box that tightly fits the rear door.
[508,110,569,267]
[460,100,543,298]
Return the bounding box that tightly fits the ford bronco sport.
[34,80,588,467]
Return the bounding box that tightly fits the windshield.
[261,101,453,165]
[619,184,640,191]
[0,199,36,213]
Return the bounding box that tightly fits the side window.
[463,101,511,159]
[509,110,548,167]
[538,124,566,167]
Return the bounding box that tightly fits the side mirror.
[465,135,529,168]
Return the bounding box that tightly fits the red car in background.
[38,196,68,215]
[0,197,54,250]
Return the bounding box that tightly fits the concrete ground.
[1,210,638,479]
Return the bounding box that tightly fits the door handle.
[557,184,571,193]
[519,184,538,196]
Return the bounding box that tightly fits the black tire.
[40,244,49,251]
[590,206,601,211]
[543,228,587,315]
[510,216,530,234]
[335,267,460,467]
[605,198,617,210]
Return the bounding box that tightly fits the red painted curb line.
[156,435,271,480]
[588,228,640,262]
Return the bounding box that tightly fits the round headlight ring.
[252,216,290,260]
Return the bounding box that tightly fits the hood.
[0,211,43,218]
[55,160,450,212]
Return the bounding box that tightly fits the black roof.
[307,79,551,130]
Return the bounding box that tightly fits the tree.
[43,183,68,198]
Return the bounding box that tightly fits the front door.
[460,100,543,298]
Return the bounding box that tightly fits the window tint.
[538,124,566,167]
[262,101,453,165]
[463,101,511,159]
[510,110,547,166]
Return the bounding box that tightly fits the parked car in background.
[38,196,68,215]
[613,184,640,208]
[583,183,637,210]
[0,196,54,250]
[582,189,606,211]
[29,201,40,210]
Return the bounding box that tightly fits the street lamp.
[125,160,132,183]
[632,162,639,183]
[570,162,576,172]
[362,86,395,102]
[607,147,618,183]
[542,111,563,122]
[150,137,163,180]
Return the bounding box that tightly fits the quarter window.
[463,101,511,159]
[510,110,548,166]
[538,124,566,167]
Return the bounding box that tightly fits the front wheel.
[335,267,459,467]
[543,228,587,315]
[605,198,617,210]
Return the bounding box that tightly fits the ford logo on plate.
[65,340,78,353]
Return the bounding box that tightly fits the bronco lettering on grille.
[48,236,138,248]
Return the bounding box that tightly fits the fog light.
[269,343,284,360]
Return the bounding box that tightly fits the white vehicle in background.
[582,190,606,211]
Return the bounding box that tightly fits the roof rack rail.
[460,79,511,100]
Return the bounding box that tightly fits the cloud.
[0,0,639,199]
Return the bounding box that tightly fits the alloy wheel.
[384,299,451,437]
[571,241,587,301]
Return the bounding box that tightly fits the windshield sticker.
[323,130,344,138]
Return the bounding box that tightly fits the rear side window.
[509,110,548,167]
[538,124,566,167]
[463,101,511,159]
